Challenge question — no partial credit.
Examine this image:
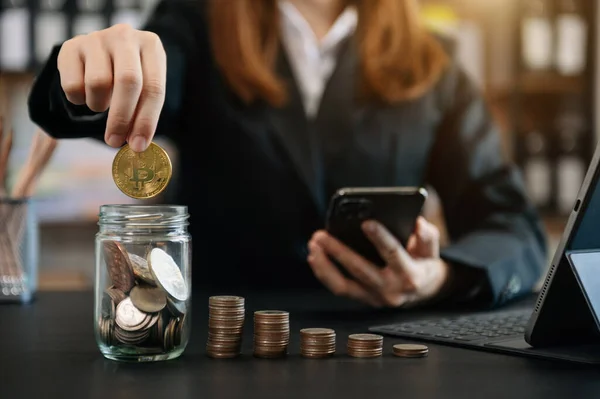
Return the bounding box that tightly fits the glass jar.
[94,205,191,362]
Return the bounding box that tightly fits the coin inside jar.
[105,286,127,305]
[128,253,156,285]
[103,241,135,293]
[130,284,167,313]
[148,248,188,302]
[167,297,187,317]
[101,292,116,319]
[115,297,149,331]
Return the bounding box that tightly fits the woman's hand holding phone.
[307,217,451,308]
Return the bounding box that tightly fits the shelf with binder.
[511,0,596,217]
[0,0,144,73]
[517,72,584,95]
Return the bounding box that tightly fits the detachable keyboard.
[369,309,532,348]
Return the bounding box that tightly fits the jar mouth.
[99,204,189,227]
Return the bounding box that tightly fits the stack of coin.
[253,310,290,358]
[97,241,189,352]
[206,296,245,359]
[347,334,384,358]
[392,344,429,358]
[300,328,336,358]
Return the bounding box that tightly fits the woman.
[28,0,547,308]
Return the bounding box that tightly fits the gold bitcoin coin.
[112,142,172,199]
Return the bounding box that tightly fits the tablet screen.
[569,168,600,251]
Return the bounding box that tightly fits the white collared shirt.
[278,1,358,119]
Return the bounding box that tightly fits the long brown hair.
[209,0,449,107]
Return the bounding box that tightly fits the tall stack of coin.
[97,241,189,352]
[347,334,384,358]
[300,328,336,358]
[206,296,245,359]
[253,310,290,358]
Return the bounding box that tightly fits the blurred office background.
[0,0,596,290]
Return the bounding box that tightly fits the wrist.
[433,259,455,300]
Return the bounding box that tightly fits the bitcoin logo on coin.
[112,142,172,199]
[130,167,155,190]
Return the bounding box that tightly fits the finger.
[308,241,383,307]
[362,220,417,272]
[57,38,86,105]
[362,220,405,263]
[406,233,417,255]
[128,32,166,153]
[83,34,113,113]
[398,293,421,309]
[415,217,440,257]
[312,231,385,290]
[104,31,143,148]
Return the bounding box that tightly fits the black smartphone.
[325,187,428,267]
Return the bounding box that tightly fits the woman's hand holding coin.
[58,25,173,199]
[57,24,166,153]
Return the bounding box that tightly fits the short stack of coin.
[97,241,189,352]
[253,311,290,358]
[300,328,336,358]
[347,334,384,358]
[206,296,245,359]
[393,344,429,358]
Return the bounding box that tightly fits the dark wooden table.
[1,290,599,399]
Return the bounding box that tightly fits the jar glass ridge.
[95,204,192,362]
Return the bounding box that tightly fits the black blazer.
[28,0,547,307]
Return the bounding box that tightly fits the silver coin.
[115,297,148,331]
[130,284,167,313]
[167,297,187,317]
[129,253,156,285]
[148,248,188,302]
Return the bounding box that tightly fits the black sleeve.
[427,61,548,309]
[27,0,197,143]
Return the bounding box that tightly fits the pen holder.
[0,198,39,303]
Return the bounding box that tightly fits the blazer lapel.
[266,47,322,210]
[265,38,362,214]
[313,37,368,199]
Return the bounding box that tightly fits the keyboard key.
[455,336,483,341]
